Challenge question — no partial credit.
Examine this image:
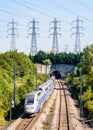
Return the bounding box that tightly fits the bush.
[84,100,93,118]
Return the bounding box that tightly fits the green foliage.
[68,44,93,119]
[16,85,34,103]
[33,50,47,64]
[37,74,49,86]
[42,59,52,65]
[0,51,37,123]
[0,51,49,124]
[31,50,82,65]
[84,100,93,118]
[82,87,93,103]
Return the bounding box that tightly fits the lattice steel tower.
[28,18,39,56]
[49,18,61,54]
[7,19,18,51]
[71,17,84,54]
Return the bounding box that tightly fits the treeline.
[0,51,48,124]
[30,50,82,65]
[68,44,93,119]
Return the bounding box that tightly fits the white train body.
[24,76,55,115]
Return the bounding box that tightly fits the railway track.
[49,80,70,130]
[50,80,70,130]
[15,104,44,130]
[15,114,39,130]
[58,80,70,130]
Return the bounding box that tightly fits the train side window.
[45,87,48,91]
[38,92,41,96]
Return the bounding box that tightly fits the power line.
[0,7,28,26]
[11,0,54,19]
[74,0,93,12]
[28,18,39,56]
[7,19,18,51]
[71,17,84,54]
[49,18,61,54]
[52,0,93,23]
[21,0,67,22]
[0,8,18,17]
[0,0,55,28]
[10,0,54,27]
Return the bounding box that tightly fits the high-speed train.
[24,76,55,116]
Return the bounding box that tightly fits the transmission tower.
[7,19,18,51]
[49,18,61,54]
[28,18,39,56]
[71,17,84,54]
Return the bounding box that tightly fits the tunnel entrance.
[50,70,61,79]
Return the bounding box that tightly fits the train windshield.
[27,98,34,104]
[26,94,34,105]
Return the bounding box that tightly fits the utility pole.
[80,69,83,117]
[7,19,18,51]
[28,18,39,56]
[36,64,38,89]
[71,17,84,54]
[49,18,61,54]
[14,66,16,119]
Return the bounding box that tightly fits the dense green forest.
[67,44,93,119]
[0,51,48,124]
[30,50,82,65]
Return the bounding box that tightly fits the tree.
[34,50,47,63]
[42,59,52,66]
[70,44,93,119]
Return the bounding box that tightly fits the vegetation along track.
[58,80,70,130]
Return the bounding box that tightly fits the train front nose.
[25,105,35,114]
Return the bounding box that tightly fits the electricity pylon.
[71,17,84,54]
[49,18,61,54]
[7,19,18,51]
[28,18,39,56]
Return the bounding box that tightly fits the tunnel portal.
[50,70,62,79]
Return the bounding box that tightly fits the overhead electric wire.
[0,8,27,27]
[0,8,49,37]
[0,0,68,27]
[0,8,18,17]
[74,0,93,12]
[11,0,54,19]
[21,0,69,24]
[52,0,93,23]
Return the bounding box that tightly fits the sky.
[0,0,93,55]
